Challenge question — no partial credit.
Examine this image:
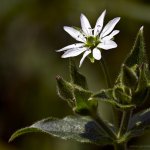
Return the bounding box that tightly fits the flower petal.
[64,26,86,42]
[61,47,87,58]
[101,30,120,41]
[80,14,92,36]
[94,10,106,36]
[92,48,101,60]
[97,40,117,50]
[56,43,84,52]
[79,50,91,67]
[100,17,120,38]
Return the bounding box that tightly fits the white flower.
[56,10,120,67]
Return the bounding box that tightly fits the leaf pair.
[126,108,150,139]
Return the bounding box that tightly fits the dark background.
[0,0,150,150]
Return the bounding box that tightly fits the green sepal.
[56,76,74,107]
[9,116,113,145]
[69,59,88,90]
[73,86,98,115]
[56,61,98,115]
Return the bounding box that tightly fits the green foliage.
[9,116,113,145]
[56,76,74,107]
[56,59,98,115]
[124,26,147,66]
[94,27,150,109]
[9,27,150,150]
[90,27,150,114]
[91,89,135,110]
[126,108,150,139]
[69,59,88,90]
[120,64,138,88]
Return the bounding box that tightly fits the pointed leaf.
[73,86,97,115]
[128,108,150,130]
[69,59,88,90]
[127,108,150,139]
[124,27,148,67]
[115,27,147,87]
[135,64,149,92]
[132,64,150,105]
[9,116,113,145]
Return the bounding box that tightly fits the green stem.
[117,110,132,138]
[100,57,112,88]
[99,58,119,129]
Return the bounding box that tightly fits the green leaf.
[73,86,97,115]
[136,64,149,92]
[69,59,88,90]
[126,108,150,139]
[132,64,150,105]
[124,26,148,67]
[115,27,147,85]
[91,89,135,110]
[115,27,150,106]
[9,116,113,145]
[56,76,74,107]
[56,75,97,115]
[128,108,150,130]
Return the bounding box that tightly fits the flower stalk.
[100,57,112,88]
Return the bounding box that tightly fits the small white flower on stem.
[56,10,120,67]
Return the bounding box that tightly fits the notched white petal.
[98,40,117,50]
[92,48,101,60]
[101,30,120,41]
[80,14,92,36]
[79,50,91,67]
[56,43,84,52]
[100,17,120,38]
[61,47,87,58]
[94,10,106,36]
[63,26,86,42]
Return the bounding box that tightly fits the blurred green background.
[0,0,150,150]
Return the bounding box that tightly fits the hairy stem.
[117,110,132,138]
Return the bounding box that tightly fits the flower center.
[85,36,100,49]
